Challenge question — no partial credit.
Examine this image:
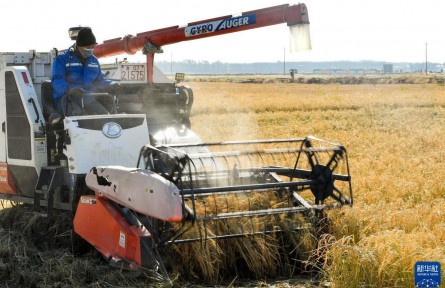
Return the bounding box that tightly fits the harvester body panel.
[63,114,149,174]
[85,166,183,222]
[74,195,158,270]
[0,66,48,197]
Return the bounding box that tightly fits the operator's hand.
[105,83,123,95]
[68,87,84,100]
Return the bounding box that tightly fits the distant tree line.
[155,60,443,75]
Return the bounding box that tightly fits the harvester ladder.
[34,165,64,217]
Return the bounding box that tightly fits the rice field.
[187,77,445,287]
[0,75,444,287]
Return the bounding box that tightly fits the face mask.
[80,48,94,58]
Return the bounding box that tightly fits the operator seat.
[41,80,65,165]
[42,80,71,123]
[41,80,118,117]
[41,80,58,121]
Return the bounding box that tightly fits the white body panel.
[0,66,47,171]
[64,114,149,174]
[85,165,183,222]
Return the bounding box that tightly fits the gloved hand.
[105,83,123,95]
[68,87,84,100]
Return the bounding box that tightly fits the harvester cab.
[99,60,194,135]
[0,3,352,282]
[0,51,151,210]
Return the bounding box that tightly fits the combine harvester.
[0,3,352,282]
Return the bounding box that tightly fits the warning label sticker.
[119,231,126,248]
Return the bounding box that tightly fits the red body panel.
[73,195,151,269]
[0,163,18,195]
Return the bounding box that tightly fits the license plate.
[121,64,146,81]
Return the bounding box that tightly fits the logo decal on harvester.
[185,14,256,37]
[102,122,122,138]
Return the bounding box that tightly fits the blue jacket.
[51,45,112,103]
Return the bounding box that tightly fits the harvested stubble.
[0,204,169,287]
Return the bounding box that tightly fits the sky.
[1,0,444,65]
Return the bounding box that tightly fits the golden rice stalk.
[167,188,312,282]
[171,226,224,283]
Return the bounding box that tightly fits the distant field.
[185,73,445,85]
[187,79,445,287]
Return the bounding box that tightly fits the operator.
[51,27,121,116]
